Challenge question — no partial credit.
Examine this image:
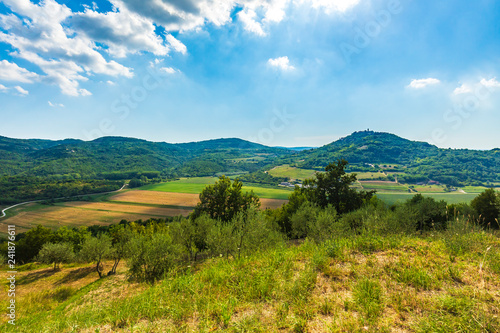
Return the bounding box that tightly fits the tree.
[16,225,54,263]
[36,242,75,270]
[192,176,260,223]
[127,232,181,283]
[79,234,112,278]
[108,225,132,275]
[471,189,500,228]
[405,194,447,231]
[303,159,375,214]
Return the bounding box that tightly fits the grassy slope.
[2,226,499,332]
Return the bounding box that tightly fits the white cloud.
[238,9,267,37]
[48,101,65,107]
[13,86,29,95]
[407,78,441,89]
[71,5,170,58]
[0,0,132,96]
[453,84,472,95]
[0,0,365,95]
[305,0,361,13]
[166,35,187,55]
[160,67,179,74]
[0,60,39,83]
[0,83,29,96]
[268,56,295,71]
[480,78,500,88]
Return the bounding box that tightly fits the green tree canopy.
[471,188,500,228]
[80,234,112,278]
[303,159,375,214]
[192,176,260,223]
[36,242,75,270]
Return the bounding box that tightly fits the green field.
[359,181,409,192]
[268,165,317,180]
[354,172,388,180]
[142,177,294,200]
[376,193,479,205]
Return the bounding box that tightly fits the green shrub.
[127,232,181,283]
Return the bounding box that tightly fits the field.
[377,193,479,205]
[0,176,488,236]
[359,181,409,192]
[108,190,287,210]
[0,187,288,236]
[354,172,388,180]
[142,177,294,200]
[0,202,167,235]
[268,165,317,180]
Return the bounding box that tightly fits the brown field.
[108,190,287,210]
[1,191,287,235]
[109,190,200,206]
[62,201,192,216]
[1,203,173,235]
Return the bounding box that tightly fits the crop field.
[268,165,317,180]
[413,185,447,193]
[354,172,388,180]
[359,181,409,192]
[142,177,294,200]
[462,186,491,193]
[376,193,479,205]
[0,203,168,235]
[108,190,287,210]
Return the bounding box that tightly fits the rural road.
[0,183,129,219]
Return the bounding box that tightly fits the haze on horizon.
[0,0,499,150]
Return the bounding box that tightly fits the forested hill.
[1,131,499,187]
[0,135,291,179]
[285,131,500,186]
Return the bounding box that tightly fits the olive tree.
[37,242,75,271]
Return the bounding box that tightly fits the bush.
[127,232,181,283]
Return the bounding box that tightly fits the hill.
[284,131,500,187]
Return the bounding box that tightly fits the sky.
[0,0,499,150]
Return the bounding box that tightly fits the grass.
[376,193,479,205]
[2,226,499,332]
[359,181,409,192]
[268,165,317,180]
[142,177,294,200]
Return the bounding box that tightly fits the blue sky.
[0,0,499,149]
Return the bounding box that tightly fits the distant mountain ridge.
[0,131,498,186]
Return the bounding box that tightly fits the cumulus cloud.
[480,78,500,88]
[71,4,170,58]
[407,78,440,89]
[0,0,132,95]
[268,56,295,71]
[0,0,364,95]
[453,84,472,95]
[0,60,39,83]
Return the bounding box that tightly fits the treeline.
[0,176,124,205]
[238,171,289,185]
